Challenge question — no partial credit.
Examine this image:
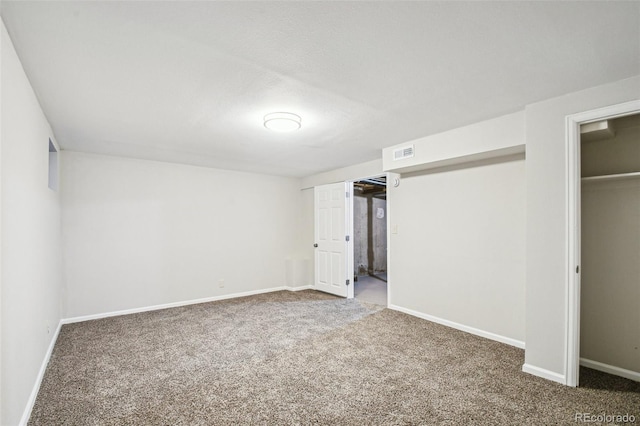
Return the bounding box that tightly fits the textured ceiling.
[2,1,639,177]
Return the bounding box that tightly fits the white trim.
[386,172,396,308]
[522,363,566,385]
[286,285,313,292]
[580,358,640,383]
[19,320,63,426]
[346,181,354,299]
[388,304,525,349]
[62,286,289,324]
[565,100,640,388]
[565,112,581,387]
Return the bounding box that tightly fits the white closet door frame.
[565,99,640,387]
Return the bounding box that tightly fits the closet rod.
[582,171,640,182]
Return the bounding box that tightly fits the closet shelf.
[582,171,640,182]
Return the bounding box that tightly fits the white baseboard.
[286,285,313,292]
[580,358,640,382]
[522,363,566,384]
[19,320,63,426]
[61,286,294,324]
[388,304,525,349]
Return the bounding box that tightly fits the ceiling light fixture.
[263,112,301,132]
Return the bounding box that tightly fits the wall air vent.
[393,145,414,161]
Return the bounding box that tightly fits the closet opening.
[352,175,387,306]
[578,112,640,386]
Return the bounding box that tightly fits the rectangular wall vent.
[393,145,414,161]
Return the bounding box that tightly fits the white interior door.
[314,182,352,298]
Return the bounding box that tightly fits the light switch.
[392,224,398,234]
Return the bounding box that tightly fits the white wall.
[301,115,527,346]
[383,112,525,174]
[61,151,302,318]
[299,187,316,288]
[301,159,383,190]
[388,151,526,343]
[1,21,63,426]
[524,75,640,380]
[0,20,4,425]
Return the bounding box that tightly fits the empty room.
[1,1,639,425]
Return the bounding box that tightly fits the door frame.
[565,99,640,387]
[348,173,391,306]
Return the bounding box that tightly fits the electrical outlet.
[47,326,50,335]
[218,279,225,288]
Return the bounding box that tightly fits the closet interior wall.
[580,114,640,377]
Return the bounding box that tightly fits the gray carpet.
[29,290,639,425]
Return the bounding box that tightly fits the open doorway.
[566,100,640,387]
[578,112,640,385]
[352,176,387,306]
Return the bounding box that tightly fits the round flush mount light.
[263,112,301,132]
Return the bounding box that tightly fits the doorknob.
[314,243,318,248]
